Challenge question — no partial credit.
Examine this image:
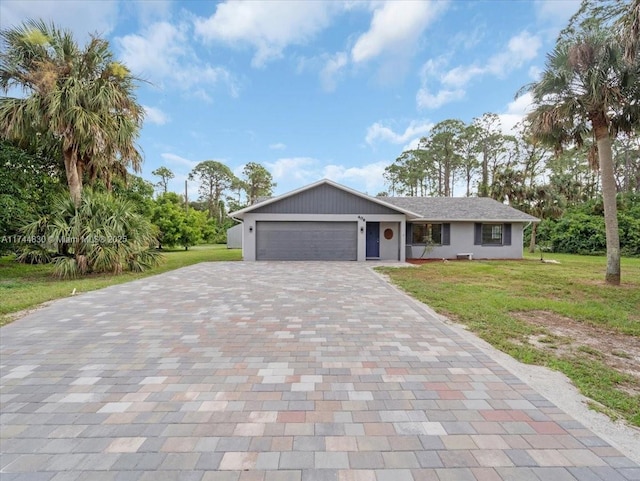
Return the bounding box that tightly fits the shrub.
[531,194,640,257]
[18,189,162,277]
[550,213,606,255]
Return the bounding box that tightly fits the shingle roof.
[380,196,539,222]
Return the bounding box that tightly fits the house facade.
[228,179,538,262]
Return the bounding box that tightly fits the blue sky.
[0,0,581,199]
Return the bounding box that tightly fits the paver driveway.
[1,262,638,481]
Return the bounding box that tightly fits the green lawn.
[0,244,241,326]
[379,253,640,426]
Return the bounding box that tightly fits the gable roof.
[229,179,538,222]
[380,196,539,222]
[229,179,421,219]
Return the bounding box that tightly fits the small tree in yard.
[152,192,206,250]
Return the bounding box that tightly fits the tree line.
[150,161,274,250]
[384,116,639,200]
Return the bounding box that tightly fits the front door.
[366,222,380,258]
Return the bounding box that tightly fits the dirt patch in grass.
[514,310,640,393]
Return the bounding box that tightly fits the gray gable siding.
[253,183,400,215]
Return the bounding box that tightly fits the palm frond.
[1,19,144,198]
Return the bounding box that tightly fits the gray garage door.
[256,221,357,261]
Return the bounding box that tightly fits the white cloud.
[266,156,389,195]
[320,51,349,92]
[442,31,542,88]
[0,0,118,41]
[143,105,169,125]
[131,0,173,24]
[266,157,318,183]
[416,57,466,109]
[365,120,434,145]
[416,31,542,110]
[441,65,484,88]
[351,1,448,64]
[416,87,465,110]
[161,153,199,170]
[497,92,535,134]
[297,1,447,91]
[269,143,287,151]
[118,22,186,79]
[322,161,388,194]
[485,31,542,77]
[194,1,338,67]
[116,22,237,98]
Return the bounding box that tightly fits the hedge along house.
[228,179,538,262]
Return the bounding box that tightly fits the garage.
[256,221,357,261]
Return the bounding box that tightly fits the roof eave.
[411,217,540,223]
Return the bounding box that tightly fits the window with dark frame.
[474,223,511,246]
[411,223,443,245]
[481,223,503,245]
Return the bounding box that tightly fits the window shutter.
[442,223,451,245]
[406,223,412,242]
[474,223,482,245]
[503,223,512,245]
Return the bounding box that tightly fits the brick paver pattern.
[1,262,638,481]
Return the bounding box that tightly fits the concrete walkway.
[1,262,638,481]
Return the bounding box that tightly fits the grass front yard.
[0,244,241,326]
[379,253,640,427]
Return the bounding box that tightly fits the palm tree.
[564,0,639,65]
[523,28,640,284]
[0,19,143,205]
[619,0,639,64]
[20,189,161,278]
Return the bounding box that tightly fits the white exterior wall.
[242,213,406,262]
[226,224,243,249]
[379,222,400,261]
[407,222,526,260]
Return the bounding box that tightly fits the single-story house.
[228,179,538,262]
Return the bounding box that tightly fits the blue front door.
[366,222,380,258]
